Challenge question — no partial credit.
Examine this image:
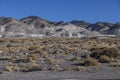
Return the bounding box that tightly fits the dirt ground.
[0,65,120,80]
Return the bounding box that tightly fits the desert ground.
[0,37,120,80]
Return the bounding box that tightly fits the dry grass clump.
[99,55,110,63]
[0,39,6,43]
[0,71,3,74]
[76,66,85,71]
[49,64,60,71]
[6,43,13,47]
[0,56,11,61]
[14,54,38,63]
[19,47,29,52]
[22,63,42,72]
[63,68,71,71]
[39,50,48,58]
[29,45,40,51]
[83,56,99,66]
[48,58,59,65]
[6,66,20,72]
[27,54,38,60]
[14,67,20,72]
[110,62,120,67]
[64,50,70,55]
[71,57,79,61]
[14,55,36,63]
[90,47,120,59]
[6,66,13,72]
[9,56,18,61]
[27,57,33,62]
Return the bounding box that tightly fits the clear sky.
[0,0,120,23]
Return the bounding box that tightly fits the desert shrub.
[15,54,37,63]
[52,49,59,54]
[22,63,42,72]
[76,66,85,71]
[27,54,38,60]
[48,66,56,71]
[0,71,3,74]
[39,50,48,58]
[19,47,28,52]
[49,64,60,71]
[99,55,110,63]
[9,56,18,61]
[14,58,29,63]
[90,47,120,59]
[63,68,71,71]
[9,39,16,43]
[65,50,70,54]
[31,63,38,67]
[0,39,6,43]
[27,57,33,62]
[6,65,20,72]
[110,62,120,67]
[90,48,104,58]
[0,56,11,61]
[6,43,12,47]
[6,66,13,72]
[14,67,20,72]
[54,64,60,70]
[29,45,40,51]
[83,56,99,66]
[23,67,42,72]
[48,58,59,65]
[71,57,79,61]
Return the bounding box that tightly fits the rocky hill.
[0,16,119,38]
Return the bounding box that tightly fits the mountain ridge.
[0,16,119,38]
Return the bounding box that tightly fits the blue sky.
[0,0,120,23]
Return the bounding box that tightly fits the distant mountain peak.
[20,16,49,23]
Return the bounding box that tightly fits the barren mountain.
[0,16,119,38]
